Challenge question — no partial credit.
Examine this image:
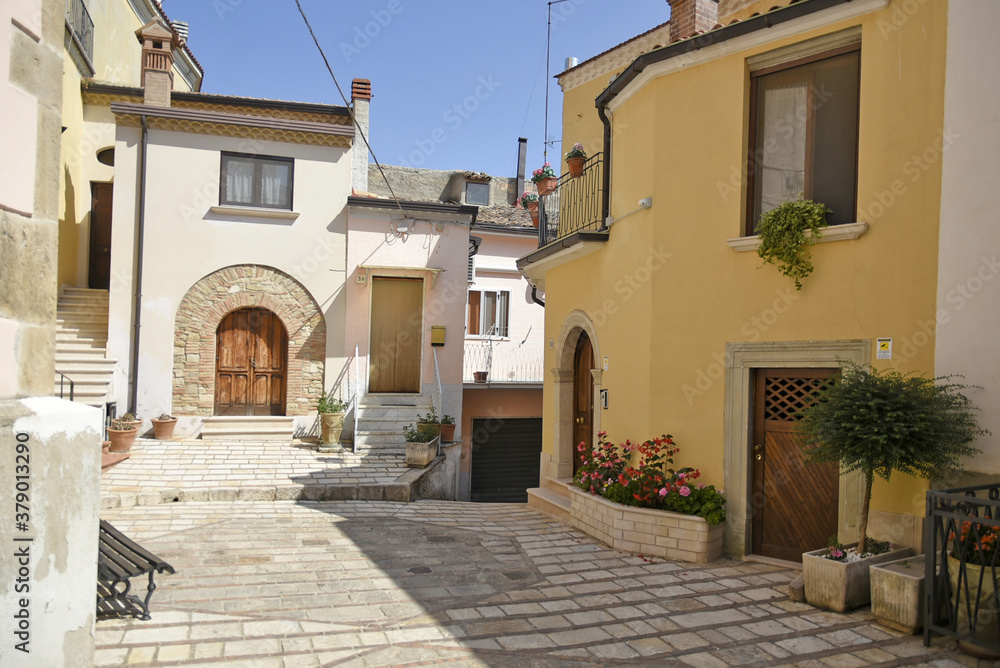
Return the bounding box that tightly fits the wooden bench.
[97,520,175,621]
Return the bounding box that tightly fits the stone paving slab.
[102,439,411,509]
[96,500,983,667]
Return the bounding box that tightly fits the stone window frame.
[722,338,870,558]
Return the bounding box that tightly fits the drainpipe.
[530,286,545,308]
[597,104,612,230]
[129,115,149,413]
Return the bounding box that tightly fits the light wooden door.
[215,308,287,416]
[750,368,839,562]
[572,332,594,474]
[369,277,423,393]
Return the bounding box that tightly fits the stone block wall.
[569,486,724,564]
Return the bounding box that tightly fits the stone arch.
[546,310,603,481]
[173,265,325,416]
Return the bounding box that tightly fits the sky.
[160,0,669,179]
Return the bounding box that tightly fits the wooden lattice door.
[751,368,839,562]
[215,308,287,416]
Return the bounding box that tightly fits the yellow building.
[520,0,979,560]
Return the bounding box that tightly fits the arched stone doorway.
[546,311,602,481]
[173,265,325,416]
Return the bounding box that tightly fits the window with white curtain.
[747,46,860,234]
[221,153,293,209]
[467,290,509,338]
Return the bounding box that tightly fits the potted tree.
[404,423,440,467]
[798,363,986,612]
[440,414,456,442]
[150,413,178,440]
[519,191,539,228]
[754,197,830,290]
[317,390,347,448]
[565,143,587,178]
[531,163,558,196]
[107,415,140,453]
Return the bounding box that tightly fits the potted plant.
[416,408,441,439]
[946,520,1000,657]
[565,143,587,178]
[531,163,558,196]
[317,390,347,447]
[519,191,539,228]
[440,414,456,442]
[754,197,830,290]
[107,415,140,453]
[403,422,440,467]
[870,556,926,635]
[798,363,986,612]
[150,413,178,440]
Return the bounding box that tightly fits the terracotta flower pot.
[567,156,585,178]
[107,427,139,453]
[473,371,488,383]
[526,201,539,228]
[536,177,558,196]
[440,423,456,442]
[151,418,178,440]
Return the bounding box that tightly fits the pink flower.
[679,486,691,497]
[659,487,668,497]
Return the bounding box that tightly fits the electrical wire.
[293,0,407,217]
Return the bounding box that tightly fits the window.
[746,46,860,235]
[467,290,509,338]
[466,181,490,206]
[221,153,293,209]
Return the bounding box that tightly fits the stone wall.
[569,486,724,564]
[172,265,326,416]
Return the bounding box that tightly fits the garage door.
[470,418,542,503]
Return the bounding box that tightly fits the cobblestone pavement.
[102,440,409,509]
[96,500,982,667]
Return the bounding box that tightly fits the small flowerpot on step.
[107,427,139,453]
[151,418,178,440]
[440,424,456,442]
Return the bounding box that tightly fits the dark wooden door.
[369,277,423,393]
[89,182,113,289]
[215,308,287,416]
[572,332,594,473]
[751,368,839,562]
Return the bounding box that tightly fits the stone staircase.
[354,394,433,455]
[527,477,574,524]
[201,416,296,442]
[54,287,115,406]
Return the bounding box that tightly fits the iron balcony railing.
[925,482,1000,654]
[66,0,94,64]
[538,153,604,247]
[463,340,543,384]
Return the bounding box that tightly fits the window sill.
[726,221,869,252]
[209,205,299,221]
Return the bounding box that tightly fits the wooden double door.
[215,308,287,416]
[750,368,839,562]
[572,332,594,473]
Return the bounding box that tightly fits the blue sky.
[161,0,669,178]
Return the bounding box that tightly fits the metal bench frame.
[97,520,175,621]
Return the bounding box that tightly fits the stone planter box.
[870,555,926,634]
[405,437,439,468]
[803,543,913,612]
[567,486,723,564]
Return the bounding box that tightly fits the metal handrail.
[432,348,443,423]
[65,0,94,64]
[56,370,75,402]
[538,153,605,247]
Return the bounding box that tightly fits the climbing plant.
[754,197,831,290]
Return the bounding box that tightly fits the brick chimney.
[667,0,719,42]
[352,79,372,192]
[135,20,179,107]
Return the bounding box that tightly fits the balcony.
[516,153,609,290]
[65,0,95,75]
[463,340,543,385]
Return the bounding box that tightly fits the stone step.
[357,405,431,420]
[55,331,107,343]
[54,347,110,360]
[527,487,572,524]
[356,417,415,432]
[52,359,117,373]
[359,393,431,407]
[542,476,574,497]
[56,313,110,324]
[201,416,295,442]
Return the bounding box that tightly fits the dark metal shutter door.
[470,418,542,503]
